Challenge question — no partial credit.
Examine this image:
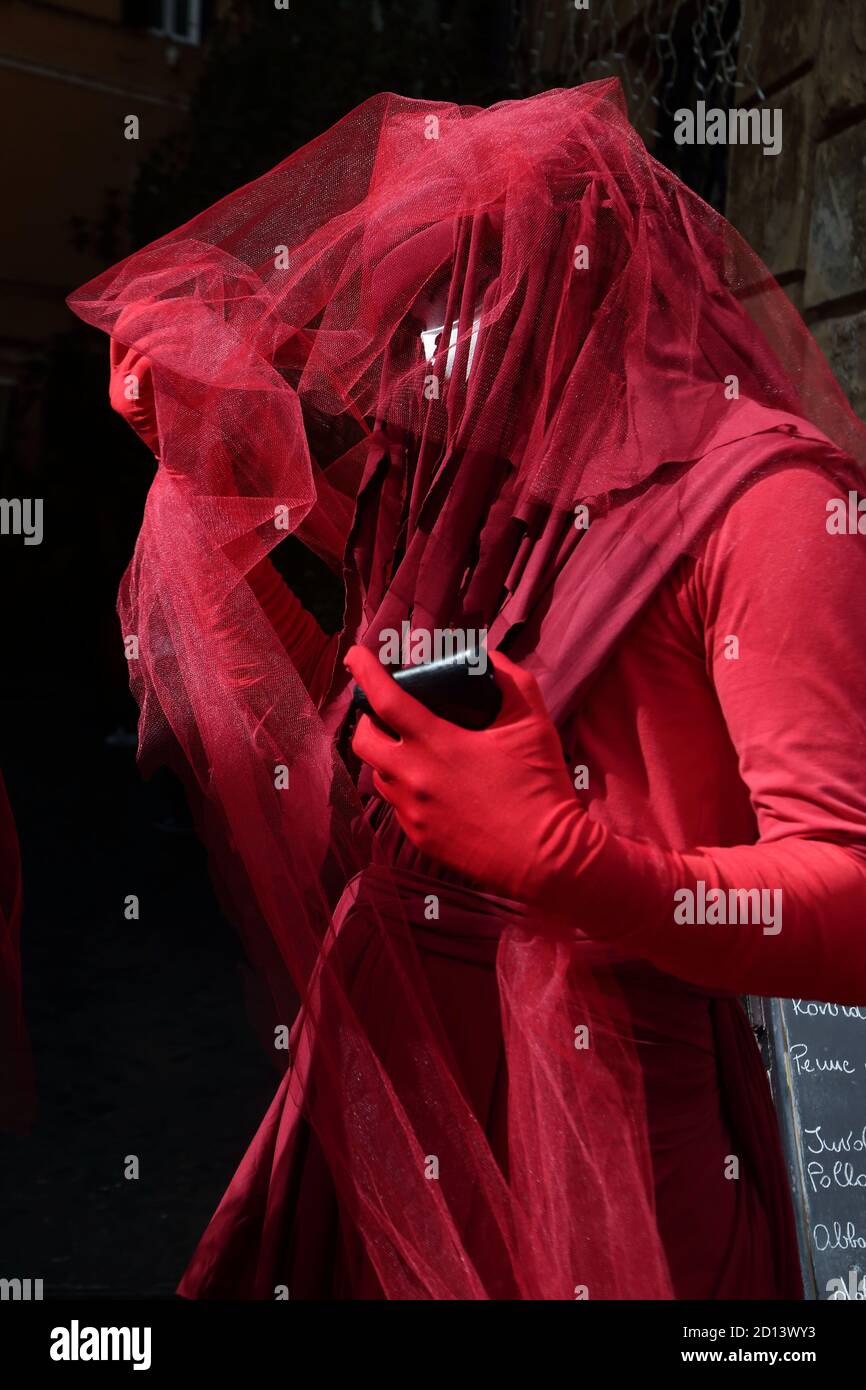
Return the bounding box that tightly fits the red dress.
[179,458,866,1300]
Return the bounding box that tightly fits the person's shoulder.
[707,454,862,555]
[731,456,855,525]
[696,452,866,606]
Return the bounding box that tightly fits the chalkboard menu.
[751,995,866,1299]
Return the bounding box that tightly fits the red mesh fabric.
[67,79,866,1298]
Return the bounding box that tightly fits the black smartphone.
[351,646,502,731]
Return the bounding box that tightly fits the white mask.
[417,286,482,383]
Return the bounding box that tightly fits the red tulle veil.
[67,79,866,1298]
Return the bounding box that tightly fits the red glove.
[346,644,586,906]
[109,337,160,456]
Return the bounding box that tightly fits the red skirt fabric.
[178,866,802,1301]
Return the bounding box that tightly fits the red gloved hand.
[346,644,585,905]
[109,337,160,456]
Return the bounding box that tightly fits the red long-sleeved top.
[555,462,866,1004]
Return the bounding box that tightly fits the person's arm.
[247,558,337,705]
[347,463,866,1004]
[541,463,866,1001]
[109,339,336,704]
[109,339,160,456]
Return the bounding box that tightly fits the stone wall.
[726,0,866,418]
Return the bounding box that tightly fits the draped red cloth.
[176,867,801,1300]
[68,80,866,1298]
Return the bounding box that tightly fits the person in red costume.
[73,81,866,1300]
